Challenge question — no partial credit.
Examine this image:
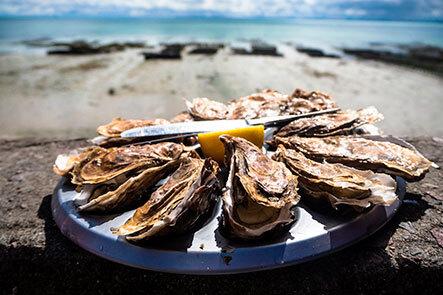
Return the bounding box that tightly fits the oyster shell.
[274,135,433,182]
[220,135,300,240]
[97,117,169,137]
[76,160,180,212]
[53,146,104,176]
[71,142,184,185]
[274,145,397,209]
[275,106,383,138]
[170,111,194,123]
[289,88,337,112]
[112,157,220,241]
[186,88,337,120]
[186,97,230,120]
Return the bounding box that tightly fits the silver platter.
[52,176,404,274]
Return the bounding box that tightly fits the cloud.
[0,0,442,20]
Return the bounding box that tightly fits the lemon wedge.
[198,125,264,163]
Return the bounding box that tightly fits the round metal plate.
[52,177,405,274]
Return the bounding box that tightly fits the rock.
[231,42,282,57]
[188,43,223,55]
[296,47,340,58]
[108,88,115,96]
[342,45,443,75]
[47,40,147,55]
[143,44,184,60]
[431,227,443,248]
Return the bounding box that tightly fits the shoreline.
[1,46,442,139]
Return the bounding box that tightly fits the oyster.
[220,135,300,240]
[274,145,397,209]
[275,106,383,138]
[71,142,184,185]
[170,111,194,123]
[274,135,433,182]
[186,88,337,120]
[112,157,220,241]
[53,146,104,176]
[186,97,230,120]
[97,117,169,137]
[289,88,337,112]
[76,160,180,212]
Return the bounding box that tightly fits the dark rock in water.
[231,47,249,55]
[296,47,340,58]
[143,44,183,60]
[231,42,282,57]
[21,38,53,47]
[342,45,443,75]
[251,43,282,56]
[47,40,147,55]
[188,44,221,55]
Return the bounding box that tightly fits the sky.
[0,0,442,21]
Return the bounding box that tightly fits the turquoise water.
[0,17,442,52]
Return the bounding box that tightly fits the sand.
[1,45,442,139]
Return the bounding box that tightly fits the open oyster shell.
[274,135,433,182]
[220,135,300,240]
[186,88,337,120]
[275,106,383,138]
[113,157,220,241]
[274,145,397,210]
[70,142,184,185]
[76,160,180,212]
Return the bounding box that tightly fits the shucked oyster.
[275,106,383,138]
[220,135,300,240]
[71,142,184,185]
[186,88,337,120]
[112,157,220,241]
[97,117,169,138]
[274,135,434,182]
[274,145,397,210]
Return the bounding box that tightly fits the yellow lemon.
[198,125,264,163]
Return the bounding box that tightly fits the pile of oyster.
[54,88,436,242]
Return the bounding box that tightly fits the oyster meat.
[97,117,169,138]
[274,135,433,182]
[274,145,397,209]
[275,106,383,138]
[186,88,337,120]
[220,135,300,240]
[112,157,220,241]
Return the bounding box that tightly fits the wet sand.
[1,45,442,138]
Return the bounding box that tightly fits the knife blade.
[120,108,340,138]
[121,119,248,138]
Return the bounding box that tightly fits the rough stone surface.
[0,137,442,294]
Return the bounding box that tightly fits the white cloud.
[0,0,442,19]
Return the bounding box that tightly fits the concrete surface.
[0,137,442,294]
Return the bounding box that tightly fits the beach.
[1,45,442,139]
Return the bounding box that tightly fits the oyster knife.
[121,108,340,138]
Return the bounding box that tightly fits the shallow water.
[1,17,442,52]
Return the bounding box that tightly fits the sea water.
[0,17,442,53]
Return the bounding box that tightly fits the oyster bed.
[52,87,436,271]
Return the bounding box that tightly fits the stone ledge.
[0,137,442,294]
